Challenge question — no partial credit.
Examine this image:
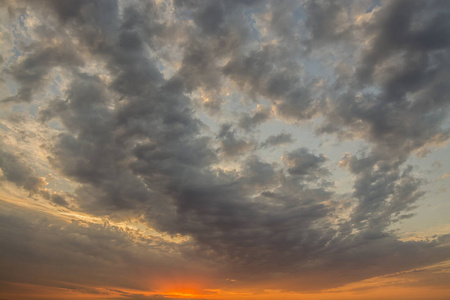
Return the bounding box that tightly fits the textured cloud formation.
[0,154,47,198]
[1,0,450,298]
[260,132,294,148]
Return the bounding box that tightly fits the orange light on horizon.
[151,275,215,299]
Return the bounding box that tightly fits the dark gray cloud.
[238,106,272,131]
[1,0,450,295]
[241,155,277,187]
[313,0,450,242]
[172,0,265,95]
[50,192,69,206]
[340,152,423,234]
[319,0,450,156]
[356,0,450,86]
[3,44,83,103]
[298,0,450,253]
[0,149,46,193]
[222,46,321,121]
[282,147,329,178]
[260,132,295,148]
[217,123,255,157]
[303,0,353,50]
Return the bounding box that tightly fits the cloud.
[217,124,255,157]
[0,149,47,193]
[318,0,450,158]
[3,44,82,103]
[1,0,450,296]
[260,132,294,148]
[303,0,353,50]
[222,46,321,121]
[0,201,207,295]
[282,147,329,178]
[340,152,423,233]
[238,105,272,131]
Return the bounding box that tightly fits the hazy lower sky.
[1,1,450,299]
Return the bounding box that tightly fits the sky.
[1,0,450,299]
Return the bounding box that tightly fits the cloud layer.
[1,0,450,297]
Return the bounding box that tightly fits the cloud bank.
[1,0,450,298]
